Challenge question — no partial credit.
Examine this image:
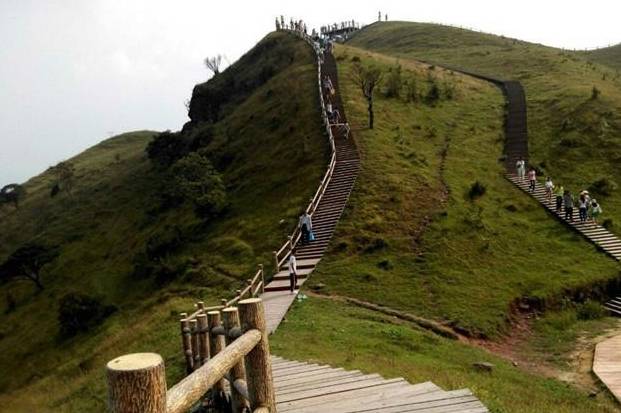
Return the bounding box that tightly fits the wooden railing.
[272,28,337,272]
[106,298,274,413]
[179,265,265,374]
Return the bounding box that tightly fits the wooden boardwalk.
[272,356,489,413]
[506,174,621,261]
[260,46,360,333]
[593,335,621,403]
[258,31,490,412]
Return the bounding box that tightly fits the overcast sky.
[1,0,620,184]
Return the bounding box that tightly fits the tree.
[0,244,59,291]
[170,153,227,218]
[0,184,25,209]
[51,161,76,196]
[204,55,223,76]
[350,62,383,129]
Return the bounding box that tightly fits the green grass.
[0,32,327,411]
[348,21,621,237]
[584,44,621,70]
[271,296,619,413]
[308,44,619,338]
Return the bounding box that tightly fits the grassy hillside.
[308,44,619,337]
[0,31,327,412]
[584,44,621,70]
[349,22,621,238]
[271,297,619,413]
[270,42,621,412]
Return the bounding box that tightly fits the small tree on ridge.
[350,62,383,129]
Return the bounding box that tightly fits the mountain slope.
[585,43,621,70]
[349,22,621,239]
[0,31,327,412]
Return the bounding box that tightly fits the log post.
[222,307,249,413]
[287,235,293,251]
[259,264,265,294]
[180,317,193,374]
[106,353,166,413]
[221,298,228,308]
[239,298,276,412]
[190,319,200,370]
[247,279,253,297]
[197,313,210,365]
[197,301,205,312]
[207,311,227,396]
[272,251,279,273]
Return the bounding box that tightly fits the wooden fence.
[106,298,274,413]
[271,28,337,272]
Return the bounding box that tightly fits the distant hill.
[349,21,621,239]
[584,43,621,70]
[0,32,326,411]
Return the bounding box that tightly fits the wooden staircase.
[272,356,489,413]
[262,50,359,296]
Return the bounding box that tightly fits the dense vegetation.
[0,32,326,411]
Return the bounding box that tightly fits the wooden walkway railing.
[106,298,274,413]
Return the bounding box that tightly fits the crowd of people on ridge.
[516,157,603,225]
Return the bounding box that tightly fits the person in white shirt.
[516,158,526,181]
[544,177,554,204]
[288,251,297,293]
[299,212,313,244]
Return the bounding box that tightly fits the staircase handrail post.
[239,298,276,411]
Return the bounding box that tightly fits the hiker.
[516,157,526,181]
[299,211,313,244]
[590,199,603,225]
[527,168,536,193]
[544,177,554,203]
[578,194,589,223]
[564,190,574,222]
[288,250,298,293]
[554,184,564,213]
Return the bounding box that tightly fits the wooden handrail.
[108,299,274,413]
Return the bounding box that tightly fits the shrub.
[603,218,614,230]
[576,300,605,320]
[591,86,601,100]
[443,81,456,100]
[58,293,117,337]
[171,153,227,218]
[468,181,486,200]
[384,64,402,98]
[146,225,184,260]
[351,56,360,62]
[146,131,189,168]
[425,82,441,105]
[590,177,617,196]
[404,78,418,103]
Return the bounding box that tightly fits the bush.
[58,293,117,337]
[443,81,456,100]
[384,64,402,98]
[146,131,189,168]
[591,86,601,100]
[425,82,441,105]
[603,218,614,230]
[576,300,605,320]
[404,78,418,103]
[590,177,618,196]
[171,153,227,218]
[468,181,486,200]
[146,225,184,260]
